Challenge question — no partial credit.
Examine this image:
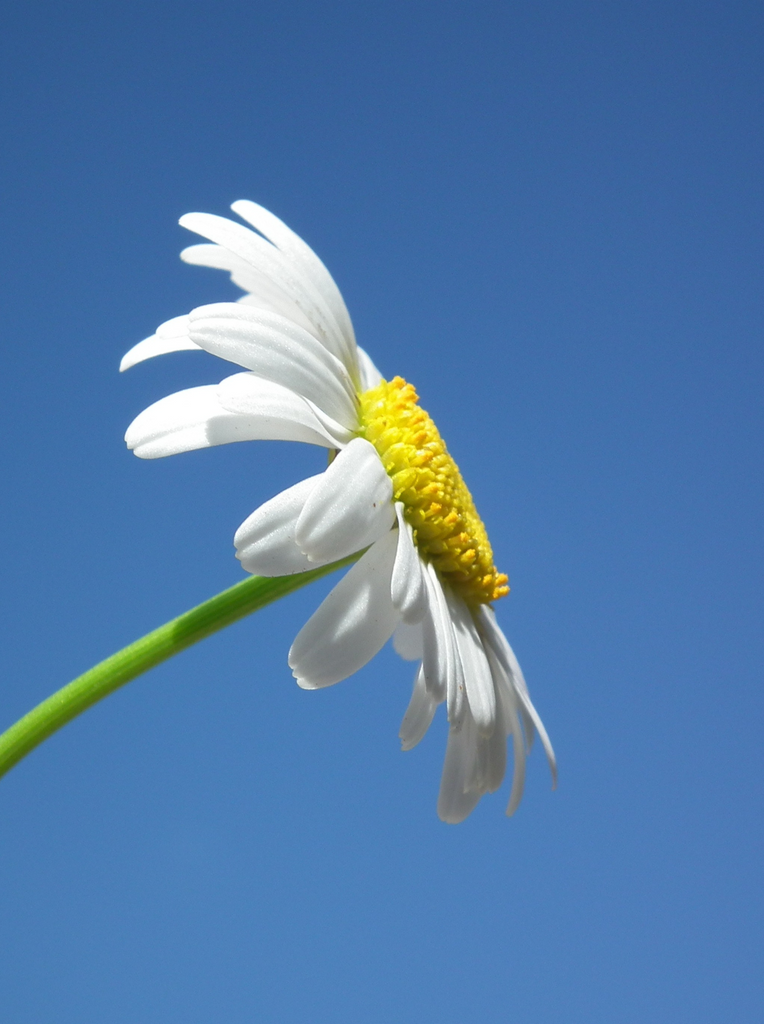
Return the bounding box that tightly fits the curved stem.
[0,555,359,782]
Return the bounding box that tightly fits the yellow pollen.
[358,376,509,606]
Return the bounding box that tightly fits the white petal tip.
[437,810,468,826]
[294,675,317,690]
[125,445,151,460]
[120,349,140,372]
[230,199,254,217]
[292,671,332,691]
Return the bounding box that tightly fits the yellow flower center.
[358,376,509,606]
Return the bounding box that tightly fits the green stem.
[0,555,359,782]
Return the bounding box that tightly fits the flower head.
[122,201,556,822]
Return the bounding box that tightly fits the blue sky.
[0,2,762,1021]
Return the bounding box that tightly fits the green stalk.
[0,555,359,782]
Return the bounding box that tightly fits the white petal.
[216,372,351,448]
[156,314,193,340]
[502,691,528,816]
[179,212,355,373]
[425,568,466,726]
[399,665,439,751]
[288,531,399,689]
[121,315,199,371]
[234,475,323,576]
[482,618,536,750]
[125,379,339,459]
[187,302,358,429]
[125,385,329,459]
[438,677,509,822]
[356,345,384,390]
[391,503,427,623]
[485,706,510,796]
[120,336,200,372]
[477,606,557,788]
[437,716,482,824]
[231,201,357,359]
[392,620,423,661]
[454,700,503,802]
[301,400,357,449]
[458,651,508,800]
[483,645,522,806]
[511,679,557,790]
[294,438,395,562]
[181,243,321,336]
[444,590,496,736]
[419,564,461,709]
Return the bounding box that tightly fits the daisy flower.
[121,201,556,822]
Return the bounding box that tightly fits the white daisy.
[122,200,556,822]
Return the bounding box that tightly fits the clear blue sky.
[1,2,762,1021]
